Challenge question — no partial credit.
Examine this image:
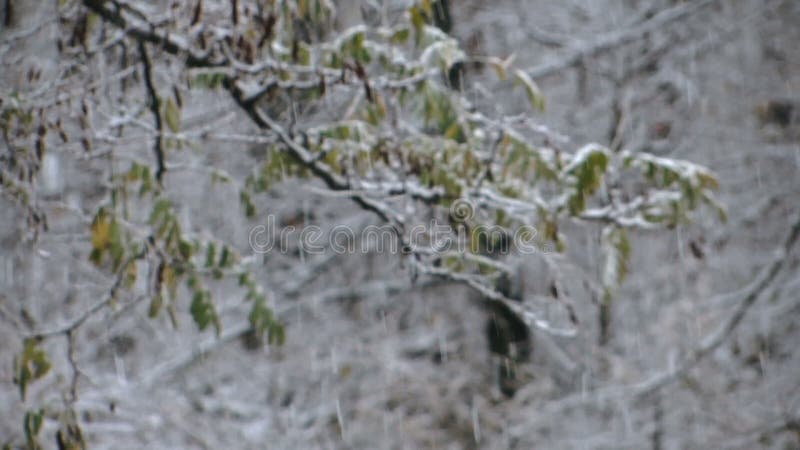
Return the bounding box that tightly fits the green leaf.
[444,122,461,140]
[513,69,545,112]
[23,409,45,449]
[601,225,631,290]
[622,151,724,223]
[340,28,370,64]
[563,144,609,215]
[390,27,410,45]
[162,264,178,299]
[191,72,226,89]
[248,295,284,346]
[363,102,385,126]
[268,323,285,345]
[190,290,220,335]
[409,6,425,45]
[164,98,181,133]
[89,248,103,266]
[205,242,216,268]
[239,190,256,218]
[297,43,311,65]
[148,293,163,318]
[320,124,351,140]
[178,239,194,260]
[218,246,230,268]
[123,260,137,289]
[149,199,171,225]
[248,296,272,333]
[109,220,124,271]
[13,340,51,401]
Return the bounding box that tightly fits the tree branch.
[632,212,800,398]
[26,251,145,340]
[526,0,723,80]
[137,41,166,184]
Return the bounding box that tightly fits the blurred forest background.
[1,0,799,448]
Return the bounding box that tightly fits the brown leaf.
[191,0,203,25]
[689,240,705,259]
[363,80,373,103]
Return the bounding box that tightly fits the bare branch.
[632,212,800,398]
[137,41,166,184]
[526,0,723,80]
[26,251,146,340]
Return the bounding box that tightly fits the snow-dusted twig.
[631,212,800,398]
[26,251,147,340]
[525,0,723,80]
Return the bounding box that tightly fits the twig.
[137,277,445,386]
[66,329,80,403]
[632,213,800,398]
[26,252,145,340]
[83,0,218,67]
[525,0,723,80]
[138,41,166,184]
[137,321,250,388]
[0,295,24,331]
[508,212,800,435]
[473,130,503,192]
[419,264,577,336]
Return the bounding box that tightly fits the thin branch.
[525,0,723,80]
[137,278,444,386]
[508,212,800,436]
[137,41,166,184]
[137,321,250,388]
[83,0,218,67]
[0,295,24,331]
[66,329,80,403]
[26,252,145,340]
[419,264,577,336]
[0,16,55,46]
[632,213,800,398]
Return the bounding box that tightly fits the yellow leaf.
[513,69,545,112]
[123,261,137,289]
[444,122,461,140]
[90,210,111,250]
[486,54,515,81]
[162,264,178,299]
